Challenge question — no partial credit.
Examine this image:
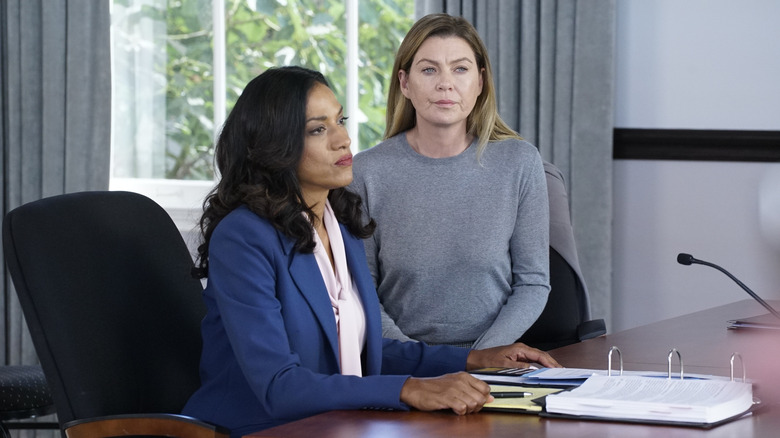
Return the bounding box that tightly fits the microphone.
[677,253,780,320]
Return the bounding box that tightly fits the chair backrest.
[519,248,585,350]
[519,162,594,350]
[2,191,206,427]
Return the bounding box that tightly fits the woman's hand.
[399,372,494,415]
[466,342,561,370]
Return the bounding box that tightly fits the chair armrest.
[577,319,607,341]
[63,413,229,438]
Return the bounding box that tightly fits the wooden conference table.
[248,299,780,437]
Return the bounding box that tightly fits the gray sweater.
[350,133,550,349]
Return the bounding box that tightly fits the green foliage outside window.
[113,0,413,180]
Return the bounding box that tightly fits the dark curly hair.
[193,66,375,278]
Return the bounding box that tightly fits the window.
[109,0,413,213]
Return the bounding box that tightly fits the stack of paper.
[482,385,563,413]
[545,374,754,425]
[471,367,731,388]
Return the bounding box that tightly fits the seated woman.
[351,14,551,350]
[181,66,559,437]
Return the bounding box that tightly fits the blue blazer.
[182,206,469,437]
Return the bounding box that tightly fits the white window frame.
[109,0,361,231]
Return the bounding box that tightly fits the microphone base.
[727,313,780,330]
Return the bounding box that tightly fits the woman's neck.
[307,196,334,270]
[406,125,473,158]
[301,190,328,234]
[302,189,328,219]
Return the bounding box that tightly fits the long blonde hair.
[385,13,520,159]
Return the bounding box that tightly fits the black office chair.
[519,162,606,351]
[0,365,57,437]
[2,191,228,438]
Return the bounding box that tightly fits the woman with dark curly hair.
[183,66,558,437]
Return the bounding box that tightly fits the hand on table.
[466,342,561,370]
[400,372,494,415]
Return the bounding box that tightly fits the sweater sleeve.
[471,150,551,349]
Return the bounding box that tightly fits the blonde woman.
[352,14,550,350]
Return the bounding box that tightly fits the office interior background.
[2,0,779,367]
[141,0,780,333]
[613,0,780,332]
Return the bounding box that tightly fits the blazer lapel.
[341,224,383,375]
[280,230,340,359]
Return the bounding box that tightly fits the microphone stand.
[678,253,780,320]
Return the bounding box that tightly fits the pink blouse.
[311,200,366,376]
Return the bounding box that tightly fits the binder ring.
[608,346,623,376]
[730,352,746,382]
[667,348,684,380]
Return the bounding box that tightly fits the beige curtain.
[416,0,616,328]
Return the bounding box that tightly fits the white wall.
[612,0,780,331]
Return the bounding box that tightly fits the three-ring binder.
[730,352,746,382]
[545,348,757,427]
[667,348,683,379]
[605,346,746,381]
[607,346,622,376]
